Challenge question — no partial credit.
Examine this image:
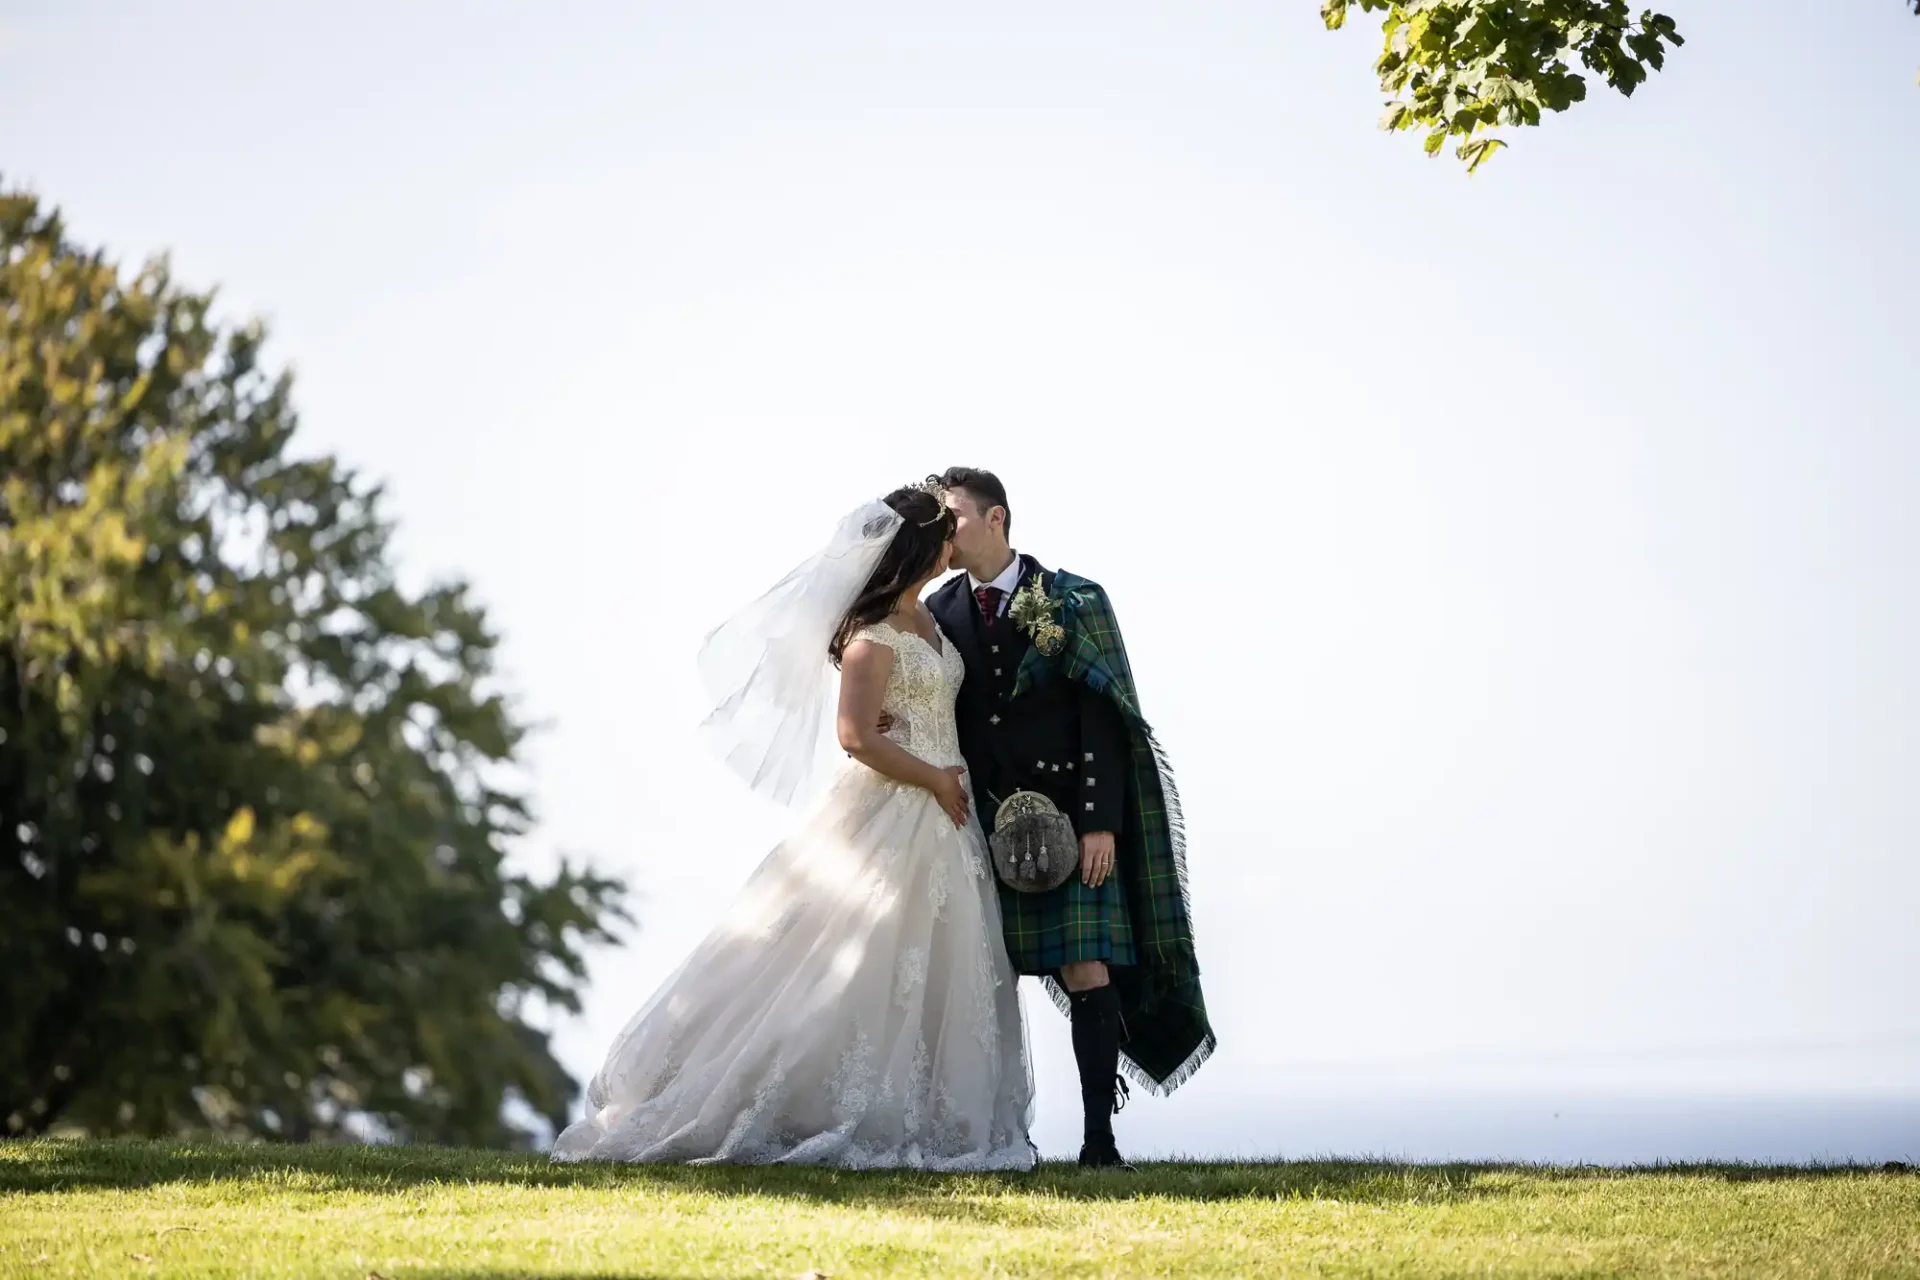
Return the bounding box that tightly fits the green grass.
[1,1141,1916,1278]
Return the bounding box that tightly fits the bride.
[553,482,1035,1169]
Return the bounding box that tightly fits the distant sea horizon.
[524,1084,1920,1166]
[1073,1086,1920,1166]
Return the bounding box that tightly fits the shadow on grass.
[2,1139,1907,1215]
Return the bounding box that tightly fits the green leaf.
[1459,136,1509,173]
[1324,0,1690,169]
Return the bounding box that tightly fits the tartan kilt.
[998,872,1137,974]
[1004,568,1215,1092]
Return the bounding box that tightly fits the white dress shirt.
[967,551,1024,617]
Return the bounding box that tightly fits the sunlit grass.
[2,1139,1915,1277]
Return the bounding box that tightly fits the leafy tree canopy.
[1,185,627,1146]
[1324,2,1916,171]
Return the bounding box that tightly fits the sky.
[4,0,1917,1162]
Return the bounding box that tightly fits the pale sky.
[4,1,1917,1162]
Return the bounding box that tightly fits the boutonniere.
[1009,573,1067,656]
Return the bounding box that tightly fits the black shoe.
[1077,1141,1136,1172]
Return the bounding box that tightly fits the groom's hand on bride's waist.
[1079,831,1116,888]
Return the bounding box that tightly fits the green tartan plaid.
[1007,570,1217,1094]
[999,870,1137,973]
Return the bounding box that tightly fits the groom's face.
[944,489,1001,570]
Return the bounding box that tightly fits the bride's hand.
[929,766,971,828]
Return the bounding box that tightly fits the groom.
[926,467,1214,1169]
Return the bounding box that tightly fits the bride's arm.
[835,639,949,791]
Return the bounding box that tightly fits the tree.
[1322,2,1917,172]
[1,185,627,1146]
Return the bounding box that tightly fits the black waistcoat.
[927,556,1126,836]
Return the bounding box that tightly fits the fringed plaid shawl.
[1012,569,1216,1094]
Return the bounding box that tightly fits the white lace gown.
[553,621,1035,1169]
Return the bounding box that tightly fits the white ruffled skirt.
[553,765,1034,1170]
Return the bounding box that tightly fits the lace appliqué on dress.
[829,1029,877,1124]
[847,622,966,772]
[927,852,952,920]
[894,947,929,1009]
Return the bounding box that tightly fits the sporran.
[988,790,1078,893]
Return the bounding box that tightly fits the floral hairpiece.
[913,476,952,525]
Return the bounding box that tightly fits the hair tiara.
[912,476,952,526]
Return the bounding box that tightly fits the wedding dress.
[552,619,1035,1169]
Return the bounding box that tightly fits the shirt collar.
[968,551,1024,596]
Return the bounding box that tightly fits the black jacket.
[928,556,1131,839]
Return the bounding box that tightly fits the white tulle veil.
[697,499,905,806]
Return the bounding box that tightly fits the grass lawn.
[2,1141,1916,1278]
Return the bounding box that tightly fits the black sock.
[1067,983,1123,1151]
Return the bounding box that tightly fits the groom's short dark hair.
[937,467,1011,538]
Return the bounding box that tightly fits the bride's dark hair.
[829,484,957,665]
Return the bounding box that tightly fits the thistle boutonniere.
[1009,573,1067,656]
